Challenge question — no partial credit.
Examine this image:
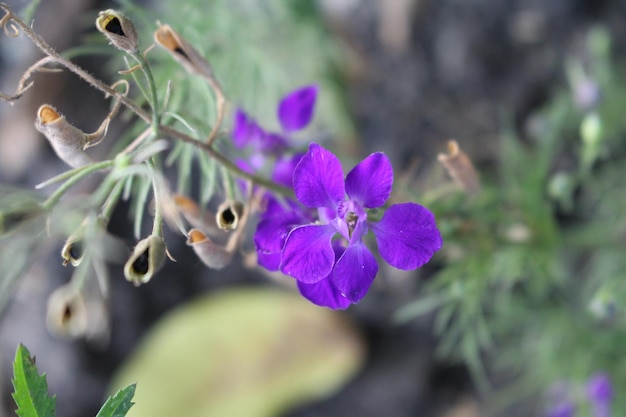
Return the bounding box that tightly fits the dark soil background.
[1,0,625,416]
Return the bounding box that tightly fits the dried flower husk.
[124,235,166,286]
[437,140,480,196]
[35,105,94,168]
[61,229,86,267]
[154,24,215,79]
[216,200,245,231]
[187,229,233,270]
[173,194,225,236]
[46,285,88,338]
[96,9,138,54]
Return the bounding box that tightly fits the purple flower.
[587,373,613,417]
[546,402,576,417]
[232,85,318,154]
[269,143,442,309]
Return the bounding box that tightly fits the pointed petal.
[280,223,336,283]
[333,241,378,303]
[278,85,318,132]
[371,202,442,270]
[297,278,352,310]
[293,143,344,208]
[345,152,393,208]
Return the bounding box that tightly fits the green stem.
[132,52,160,137]
[42,160,114,210]
[148,161,163,237]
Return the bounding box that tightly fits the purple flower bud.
[587,373,613,417]
[277,85,318,132]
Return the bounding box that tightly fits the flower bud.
[124,235,166,286]
[46,285,88,338]
[35,105,94,168]
[437,140,480,196]
[154,24,215,79]
[186,229,233,270]
[96,9,139,54]
[216,200,245,231]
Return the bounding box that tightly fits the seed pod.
[46,285,88,339]
[216,200,245,231]
[437,140,480,196]
[35,105,94,168]
[96,9,139,54]
[61,229,86,267]
[154,24,215,79]
[124,235,166,286]
[187,229,233,270]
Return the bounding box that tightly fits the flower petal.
[278,85,318,132]
[293,143,345,208]
[297,278,352,310]
[280,223,336,283]
[345,152,393,208]
[232,109,264,149]
[333,241,378,303]
[371,202,442,270]
[254,203,306,271]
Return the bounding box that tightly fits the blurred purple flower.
[265,143,442,309]
[587,373,613,417]
[232,84,318,154]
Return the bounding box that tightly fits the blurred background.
[1,0,626,416]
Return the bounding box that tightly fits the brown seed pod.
[123,235,166,286]
[96,9,139,54]
[186,229,233,270]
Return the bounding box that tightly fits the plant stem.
[42,160,114,210]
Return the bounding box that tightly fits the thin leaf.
[12,344,56,417]
[96,384,136,417]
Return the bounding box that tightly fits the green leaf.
[11,344,56,417]
[96,384,136,417]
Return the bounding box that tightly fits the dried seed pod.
[61,231,86,267]
[216,200,245,231]
[35,105,94,168]
[187,229,233,270]
[154,24,215,79]
[46,285,88,339]
[173,194,223,236]
[124,235,166,286]
[96,9,139,54]
[437,140,480,196]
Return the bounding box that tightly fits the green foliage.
[11,344,55,417]
[397,25,626,411]
[96,384,136,417]
[12,344,137,417]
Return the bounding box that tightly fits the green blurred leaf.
[11,344,56,417]
[110,288,364,417]
[96,384,136,417]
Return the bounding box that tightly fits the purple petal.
[293,143,345,208]
[254,204,306,271]
[259,132,289,154]
[345,152,393,208]
[280,223,336,283]
[271,153,304,189]
[371,202,442,270]
[278,85,318,132]
[587,373,613,403]
[333,241,378,303]
[546,402,576,417]
[298,278,352,310]
[233,109,264,149]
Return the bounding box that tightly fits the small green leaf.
[96,384,136,417]
[11,344,56,417]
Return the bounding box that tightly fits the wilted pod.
[216,200,245,231]
[46,285,88,339]
[35,105,94,168]
[124,235,166,286]
[154,24,215,79]
[437,140,480,196]
[61,229,86,267]
[187,229,233,270]
[96,9,138,54]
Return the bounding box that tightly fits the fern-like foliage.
[96,384,136,417]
